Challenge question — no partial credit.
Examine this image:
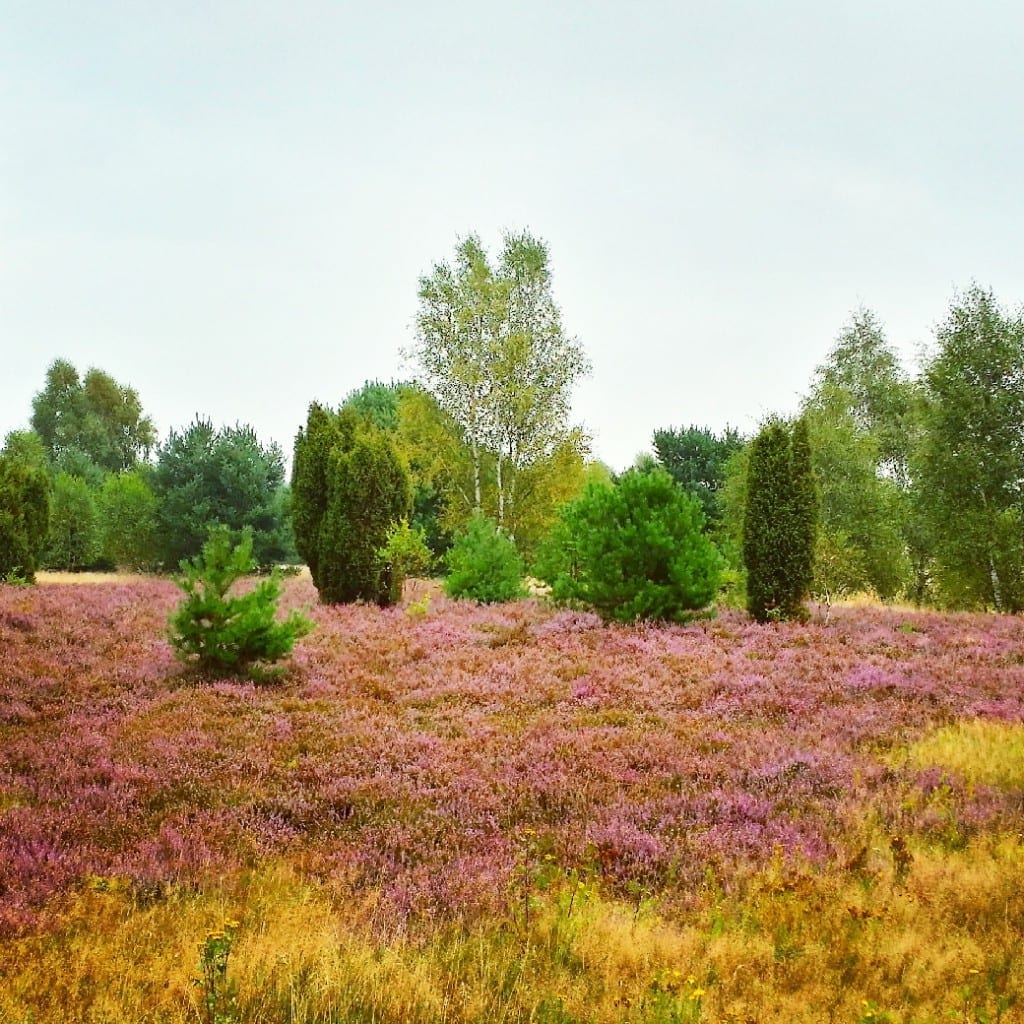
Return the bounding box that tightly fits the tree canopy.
[31,359,156,476]
[410,231,590,535]
[913,287,1024,611]
[152,419,291,570]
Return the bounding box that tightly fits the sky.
[3,1,1023,472]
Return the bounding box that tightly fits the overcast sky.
[3,1,1023,471]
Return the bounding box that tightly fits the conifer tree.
[743,418,818,622]
[292,405,411,605]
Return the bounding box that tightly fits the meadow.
[1,577,1022,1023]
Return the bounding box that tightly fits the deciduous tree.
[31,359,156,475]
[913,286,1024,610]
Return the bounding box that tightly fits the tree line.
[2,232,1022,622]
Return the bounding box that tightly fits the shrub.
[292,405,411,605]
[379,518,434,581]
[743,417,818,622]
[45,472,101,571]
[97,470,159,570]
[444,512,525,603]
[535,468,723,623]
[168,526,313,678]
[0,452,50,582]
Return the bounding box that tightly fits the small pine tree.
[444,512,526,603]
[536,468,723,623]
[743,418,818,622]
[168,527,313,677]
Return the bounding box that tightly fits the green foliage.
[444,512,526,604]
[2,430,50,475]
[168,527,313,678]
[809,308,913,481]
[0,448,50,582]
[292,405,411,605]
[153,420,289,570]
[802,310,915,601]
[536,468,723,623]
[411,231,590,537]
[913,286,1024,611]
[30,359,156,474]
[379,518,434,581]
[342,379,403,432]
[803,406,909,600]
[743,418,818,623]
[97,470,158,570]
[45,472,101,571]
[651,424,744,524]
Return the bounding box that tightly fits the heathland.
[1,577,1023,1023]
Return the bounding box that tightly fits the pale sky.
[3,1,1023,471]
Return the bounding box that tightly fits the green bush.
[0,452,50,582]
[292,405,411,606]
[45,472,101,571]
[535,468,723,623]
[97,470,159,570]
[379,518,434,581]
[168,527,314,678]
[444,512,525,603]
[743,418,818,622]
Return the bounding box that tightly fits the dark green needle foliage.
[743,418,818,622]
[536,468,724,623]
[168,526,313,678]
[292,404,412,605]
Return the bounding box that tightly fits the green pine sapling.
[169,526,313,678]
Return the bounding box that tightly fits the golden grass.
[2,833,1022,1024]
[35,570,151,585]
[901,719,1024,790]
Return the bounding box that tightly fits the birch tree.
[410,231,589,536]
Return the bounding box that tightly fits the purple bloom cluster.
[2,580,1022,934]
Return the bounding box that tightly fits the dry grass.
[1,835,1022,1023]
[36,570,150,585]
[901,719,1024,790]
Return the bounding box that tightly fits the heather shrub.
[168,526,313,677]
[444,511,525,603]
[535,468,723,623]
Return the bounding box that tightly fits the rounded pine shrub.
[535,468,723,623]
[444,512,525,604]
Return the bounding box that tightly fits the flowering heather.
[1,579,1023,1021]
